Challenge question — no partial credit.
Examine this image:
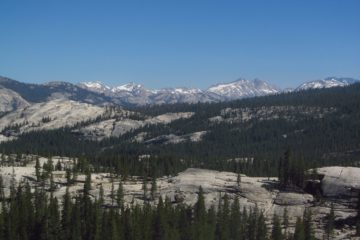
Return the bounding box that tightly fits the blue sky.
[0,0,359,89]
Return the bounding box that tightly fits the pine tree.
[35,157,41,182]
[357,190,360,236]
[70,198,82,240]
[61,187,72,240]
[278,149,291,187]
[92,200,102,240]
[142,176,148,202]
[293,217,305,240]
[83,170,91,197]
[303,209,314,240]
[55,160,62,171]
[230,196,241,239]
[325,203,335,240]
[271,214,283,240]
[110,180,115,206]
[282,207,289,238]
[246,207,258,240]
[154,196,166,240]
[72,166,78,184]
[237,172,241,187]
[0,176,4,201]
[221,194,231,240]
[151,176,157,200]
[49,173,56,192]
[48,196,60,240]
[0,199,6,239]
[47,156,54,172]
[99,184,104,206]
[9,167,16,199]
[116,181,124,209]
[193,186,206,239]
[257,212,267,240]
[0,153,5,166]
[66,168,72,185]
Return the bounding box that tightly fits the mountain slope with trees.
[1,83,359,177]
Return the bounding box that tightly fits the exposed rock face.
[0,96,195,142]
[143,131,206,144]
[316,166,360,198]
[0,91,198,143]
[78,112,195,140]
[274,192,314,206]
[0,87,29,113]
[0,99,106,133]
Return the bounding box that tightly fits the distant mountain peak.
[2,75,357,108]
[112,82,144,93]
[78,78,282,104]
[79,81,111,92]
[295,77,359,91]
[207,78,279,100]
[157,87,202,95]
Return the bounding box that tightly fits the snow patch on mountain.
[79,77,358,105]
[79,81,111,93]
[295,77,359,91]
[78,78,280,105]
[112,83,145,93]
[206,79,279,100]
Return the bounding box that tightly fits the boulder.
[316,167,360,197]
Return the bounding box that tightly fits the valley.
[1,76,360,239]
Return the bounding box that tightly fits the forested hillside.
[1,84,360,177]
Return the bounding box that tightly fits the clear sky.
[0,0,359,89]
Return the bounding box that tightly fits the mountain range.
[80,76,359,105]
[0,75,358,111]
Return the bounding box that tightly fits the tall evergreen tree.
[61,187,72,240]
[293,217,305,240]
[99,184,104,206]
[151,176,157,201]
[230,196,242,240]
[256,212,267,240]
[356,190,360,236]
[193,186,207,240]
[271,214,283,240]
[282,207,289,239]
[116,181,124,209]
[325,203,335,240]
[0,176,4,201]
[35,157,41,182]
[83,170,91,197]
[303,209,315,240]
[55,160,62,171]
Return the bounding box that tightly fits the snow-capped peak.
[157,87,203,95]
[174,88,202,94]
[206,78,279,99]
[111,82,144,93]
[79,81,111,92]
[295,77,359,91]
[76,76,358,106]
